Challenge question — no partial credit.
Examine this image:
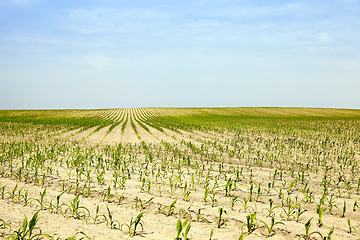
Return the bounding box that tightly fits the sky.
[0,0,359,109]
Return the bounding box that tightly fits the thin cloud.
[218,3,303,19]
[1,0,38,6]
[68,7,173,34]
[340,0,358,3]
[317,33,330,42]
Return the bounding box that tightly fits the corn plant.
[255,182,263,201]
[48,193,64,214]
[244,212,257,234]
[20,189,32,206]
[247,181,254,202]
[225,177,235,197]
[299,218,322,240]
[32,188,48,210]
[63,231,89,240]
[7,211,43,240]
[134,196,154,210]
[216,207,227,228]
[196,208,212,223]
[174,219,191,240]
[326,193,337,214]
[287,180,297,195]
[90,204,104,224]
[324,226,334,240]
[114,192,125,205]
[63,194,90,219]
[353,199,359,211]
[280,197,297,220]
[97,170,105,185]
[103,205,120,229]
[121,212,145,237]
[230,196,238,210]
[158,199,177,216]
[155,185,163,196]
[0,184,6,199]
[59,179,67,193]
[295,207,307,222]
[263,199,280,217]
[210,190,217,207]
[168,178,178,198]
[301,184,314,203]
[316,204,325,227]
[265,182,273,196]
[102,186,114,202]
[209,229,213,240]
[239,198,255,213]
[6,184,19,202]
[347,218,356,234]
[260,216,285,237]
[340,201,346,218]
[182,182,191,201]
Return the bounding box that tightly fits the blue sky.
[0,0,359,109]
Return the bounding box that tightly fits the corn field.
[0,108,360,239]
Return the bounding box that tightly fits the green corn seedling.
[295,207,307,222]
[90,204,104,224]
[48,193,64,214]
[347,218,356,233]
[20,189,32,206]
[7,211,43,240]
[64,194,90,219]
[158,199,177,216]
[174,219,191,240]
[103,205,120,229]
[324,226,334,240]
[196,208,212,223]
[230,196,238,210]
[299,218,322,240]
[217,207,227,228]
[244,212,257,234]
[134,196,154,210]
[316,204,325,227]
[340,201,346,218]
[260,216,285,237]
[32,188,48,210]
[263,199,280,217]
[121,212,145,237]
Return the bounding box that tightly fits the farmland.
[0,108,360,239]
